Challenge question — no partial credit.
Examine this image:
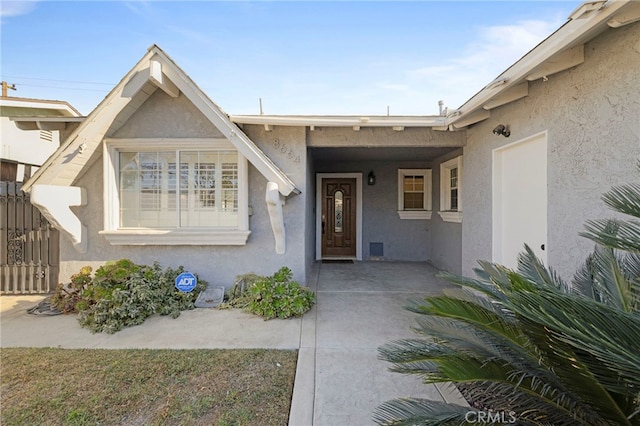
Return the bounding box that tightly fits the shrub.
[53,260,206,334]
[218,273,262,310]
[51,266,93,313]
[375,170,640,425]
[247,267,315,319]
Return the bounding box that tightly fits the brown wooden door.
[322,178,357,258]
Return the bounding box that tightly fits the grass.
[1,347,297,426]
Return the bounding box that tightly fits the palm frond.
[517,244,569,291]
[572,244,635,312]
[513,290,640,391]
[373,399,471,426]
[573,250,604,301]
[601,183,640,219]
[413,296,526,348]
[378,168,640,426]
[582,218,640,253]
[436,270,507,303]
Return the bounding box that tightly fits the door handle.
[322,221,325,234]
[540,244,545,251]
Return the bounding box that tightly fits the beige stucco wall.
[58,94,309,288]
[462,22,640,282]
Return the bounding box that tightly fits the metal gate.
[1,181,59,294]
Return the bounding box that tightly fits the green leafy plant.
[51,266,93,313]
[52,259,206,334]
[243,267,314,319]
[375,168,640,425]
[218,273,262,310]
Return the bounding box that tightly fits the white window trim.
[101,138,250,245]
[397,169,432,220]
[439,156,463,223]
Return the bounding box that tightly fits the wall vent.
[370,242,384,257]
[40,130,53,142]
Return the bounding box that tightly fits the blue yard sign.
[175,272,197,292]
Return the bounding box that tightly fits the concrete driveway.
[0,261,466,425]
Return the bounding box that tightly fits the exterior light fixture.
[368,171,376,185]
[492,124,511,138]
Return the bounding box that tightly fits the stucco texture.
[429,149,463,274]
[462,22,640,282]
[59,96,309,288]
[314,158,433,262]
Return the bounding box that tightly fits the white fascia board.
[22,49,159,193]
[230,115,447,128]
[447,0,631,128]
[154,51,299,197]
[0,98,81,116]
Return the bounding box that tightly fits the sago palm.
[375,170,640,425]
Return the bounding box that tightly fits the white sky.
[0,1,581,116]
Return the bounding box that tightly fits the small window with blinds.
[439,156,463,223]
[118,150,238,228]
[397,169,432,220]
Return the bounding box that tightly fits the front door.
[322,178,357,258]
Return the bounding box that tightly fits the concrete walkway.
[0,261,466,425]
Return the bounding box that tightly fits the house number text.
[273,139,301,165]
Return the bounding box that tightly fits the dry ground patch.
[1,348,297,426]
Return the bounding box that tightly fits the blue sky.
[1,1,581,116]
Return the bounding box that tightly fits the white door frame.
[492,131,548,267]
[316,173,363,260]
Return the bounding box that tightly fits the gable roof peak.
[22,45,298,196]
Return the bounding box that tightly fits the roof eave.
[230,114,447,128]
[446,0,633,128]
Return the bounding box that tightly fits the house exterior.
[21,0,639,288]
[1,95,82,293]
[0,95,81,182]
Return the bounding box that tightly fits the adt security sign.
[175,272,197,293]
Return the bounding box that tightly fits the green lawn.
[1,348,297,426]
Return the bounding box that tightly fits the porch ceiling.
[310,146,456,162]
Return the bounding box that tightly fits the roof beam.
[11,117,84,131]
[526,45,584,81]
[452,109,490,129]
[150,60,180,98]
[483,82,529,110]
[122,69,149,98]
[569,1,606,20]
[608,1,640,27]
